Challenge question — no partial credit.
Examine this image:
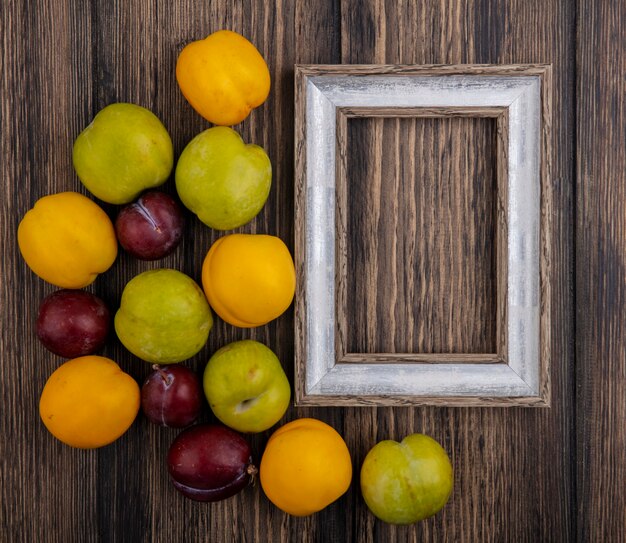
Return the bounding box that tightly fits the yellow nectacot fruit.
[39,356,140,449]
[176,30,271,126]
[18,191,117,288]
[201,234,295,328]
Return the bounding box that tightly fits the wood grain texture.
[296,63,554,76]
[340,106,508,118]
[293,53,310,418]
[538,63,553,409]
[576,0,626,540]
[1,2,100,542]
[0,0,577,542]
[340,353,504,364]
[340,114,498,355]
[299,392,551,408]
[338,0,571,541]
[334,105,509,366]
[495,109,509,363]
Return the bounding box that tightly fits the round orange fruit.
[260,418,352,516]
[17,192,117,288]
[176,30,270,126]
[201,234,295,328]
[39,356,140,448]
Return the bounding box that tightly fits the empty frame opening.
[342,116,498,355]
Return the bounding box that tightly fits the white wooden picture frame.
[294,64,552,407]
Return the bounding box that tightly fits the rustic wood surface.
[341,114,498,355]
[576,0,626,541]
[339,353,504,364]
[0,0,620,541]
[339,106,509,117]
[333,103,509,365]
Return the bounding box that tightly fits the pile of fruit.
[18,30,453,524]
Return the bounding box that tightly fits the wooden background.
[344,115,498,356]
[0,0,624,541]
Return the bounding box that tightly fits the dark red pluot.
[141,364,203,428]
[167,424,257,502]
[36,289,110,358]
[115,191,184,260]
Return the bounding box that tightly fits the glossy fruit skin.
[141,364,203,428]
[360,433,453,525]
[36,289,110,358]
[201,234,295,328]
[167,424,256,502]
[73,103,173,204]
[39,355,140,448]
[176,30,270,126]
[115,269,213,364]
[175,126,271,230]
[17,192,118,288]
[260,418,352,516]
[115,191,184,260]
[203,340,290,433]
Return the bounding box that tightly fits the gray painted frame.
[294,64,552,407]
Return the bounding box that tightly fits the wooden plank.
[538,63,553,409]
[340,106,508,118]
[576,0,626,540]
[335,104,510,366]
[293,3,348,542]
[299,392,552,408]
[339,0,572,541]
[340,114,498,356]
[495,110,509,363]
[0,1,99,541]
[335,105,350,362]
[297,63,553,76]
[339,354,504,364]
[293,57,310,417]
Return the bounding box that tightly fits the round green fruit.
[115,269,213,364]
[360,433,453,525]
[73,103,174,204]
[175,126,271,230]
[203,340,290,433]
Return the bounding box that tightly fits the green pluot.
[360,433,453,525]
[73,103,173,204]
[175,126,271,230]
[203,340,290,433]
[115,269,213,364]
